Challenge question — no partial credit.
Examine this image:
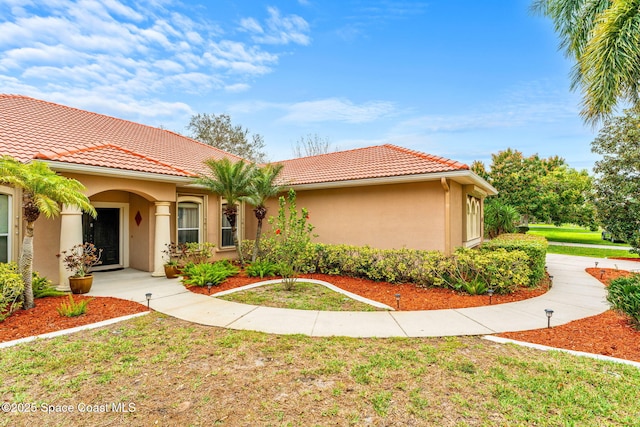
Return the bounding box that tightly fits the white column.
[152,201,171,277]
[58,204,83,291]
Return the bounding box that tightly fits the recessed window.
[466,196,481,241]
[177,199,202,244]
[0,194,10,263]
[221,202,238,248]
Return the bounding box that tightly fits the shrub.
[483,234,547,285]
[245,260,279,278]
[607,275,640,327]
[484,200,520,238]
[0,262,24,321]
[181,260,239,287]
[56,294,90,317]
[32,271,66,298]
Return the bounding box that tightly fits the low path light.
[487,288,494,305]
[207,282,213,295]
[395,293,401,310]
[545,308,554,328]
[145,292,152,310]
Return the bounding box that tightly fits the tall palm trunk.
[225,210,245,267]
[252,206,267,262]
[20,222,35,309]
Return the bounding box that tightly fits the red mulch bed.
[185,272,550,310]
[499,268,640,362]
[0,296,147,344]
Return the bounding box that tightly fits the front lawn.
[1,313,639,426]
[546,245,639,259]
[528,224,628,246]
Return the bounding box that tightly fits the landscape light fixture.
[595,261,599,268]
[549,275,554,288]
[395,293,401,310]
[545,308,554,329]
[600,269,606,279]
[145,292,152,310]
[487,288,494,305]
[207,282,213,295]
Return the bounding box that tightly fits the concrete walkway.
[87,254,640,338]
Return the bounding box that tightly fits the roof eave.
[40,160,195,185]
[285,170,498,195]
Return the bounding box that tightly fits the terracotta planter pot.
[164,265,179,279]
[69,275,93,294]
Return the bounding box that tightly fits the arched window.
[466,196,481,241]
[177,196,204,244]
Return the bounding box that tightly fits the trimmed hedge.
[242,240,535,294]
[0,262,24,321]
[483,233,548,285]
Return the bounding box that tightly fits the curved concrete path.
[88,254,640,338]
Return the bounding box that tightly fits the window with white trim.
[177,197,203,244]
[0,194,10,263]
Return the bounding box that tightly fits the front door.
[83,208,120,267]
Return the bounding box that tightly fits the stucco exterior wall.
[245,181,451,251]
[33,215,61,283]
[449,180,463,248]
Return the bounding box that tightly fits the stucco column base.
[57,205,83,291]
[152,201,171,277]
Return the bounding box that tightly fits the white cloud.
[280,98,396,124]
[240,7,310,46]
[0,0,312,121]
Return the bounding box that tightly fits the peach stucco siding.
[245,181,464,252]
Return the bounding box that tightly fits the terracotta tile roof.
[276,144,469,185]
[0,94,242,177]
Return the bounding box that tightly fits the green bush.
[1,262,24,321]
[607,275,640,327]
[181,260,240,287]
[246,260,278,278]
[484,200,520,238]
[483,234,547,285]
[56,294,89,317]
[32,271,66,298]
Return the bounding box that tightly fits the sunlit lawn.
[529,224,628,246]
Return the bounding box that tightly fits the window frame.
[0,192,11,263]
[220,200,242,249]
[177,195,205,245]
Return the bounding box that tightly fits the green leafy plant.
[32,271,66,298]
[56,294,90,317]
[607,275,640,327]
[459,278,488,295]
[181,260,239,287]
[245,260,278,278]
[266,189,316,291]
[484,199,520,238]
[59,242,103,277]
[0,262,24,321]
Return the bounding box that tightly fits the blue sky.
[0,0,598,169]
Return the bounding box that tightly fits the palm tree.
[195,158,256,265]
[533,0,640,124]
[245,164,285,262]
[0,156,96,309]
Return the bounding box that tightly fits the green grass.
[528,224,628,246]
[1,313,639,426]
[218,281,383,311]
[546,245,639,259]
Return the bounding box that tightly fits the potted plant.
[163,243,181,278]
[59,242,103,294]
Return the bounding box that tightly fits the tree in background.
[477,148,596,227]
[0,157,96,309]
[245,163,285,262]
[292,134,334,158]
[195,158,256,265]
[533,0,640,124]
[187,113,267,163]
[591,110,640,251]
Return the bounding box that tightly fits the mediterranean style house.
[0,94,497,289]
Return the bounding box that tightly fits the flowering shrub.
[264,189,316,290]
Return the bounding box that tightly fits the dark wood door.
[83,208,120,266]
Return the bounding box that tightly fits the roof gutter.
[40,161,195,185]
[286,170,498,195]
